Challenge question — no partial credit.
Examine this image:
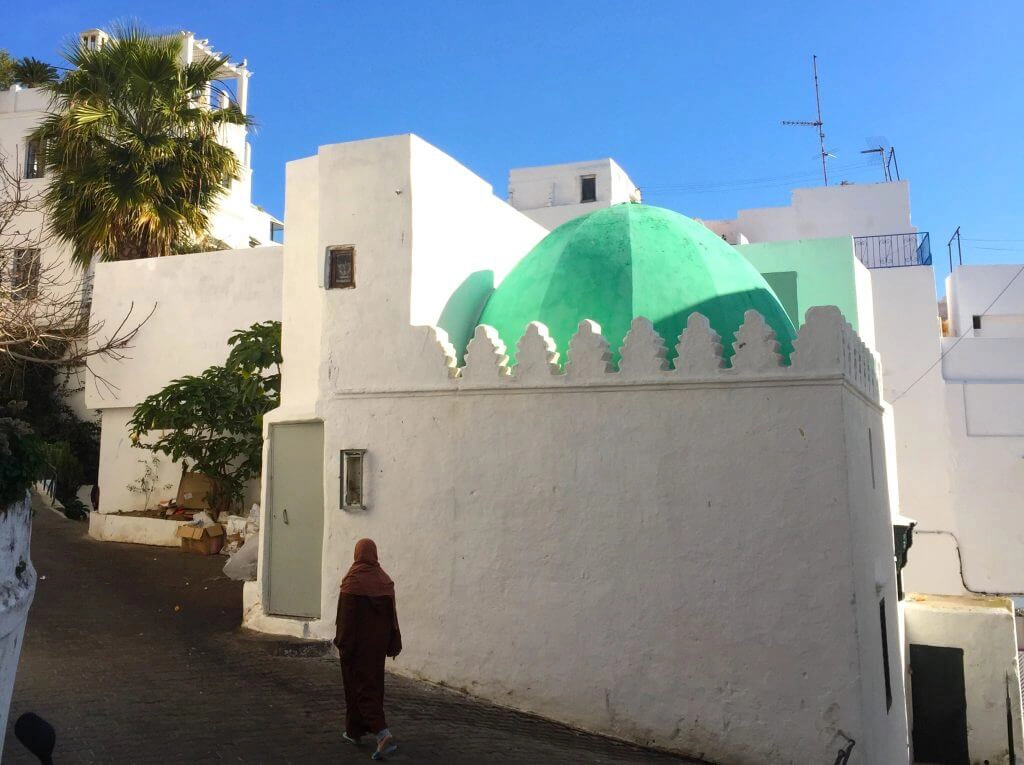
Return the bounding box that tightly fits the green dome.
[477,203,797,364]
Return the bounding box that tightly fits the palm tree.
[31,25,251,265]
[13,57,58,88]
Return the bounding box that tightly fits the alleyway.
[4,504,698,764]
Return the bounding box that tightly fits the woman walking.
[334,538,402,760]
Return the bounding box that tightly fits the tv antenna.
[860,136,901,182]
[782,55,830,185]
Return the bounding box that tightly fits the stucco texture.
[255,379,906,763]
[477,204,796,364]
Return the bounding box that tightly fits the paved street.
[4,502,699,764]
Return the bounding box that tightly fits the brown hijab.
[340,539,395,599]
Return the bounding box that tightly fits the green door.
[267,421,324,618]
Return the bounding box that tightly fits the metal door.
[267,421,324,618]
[910,643,969,765]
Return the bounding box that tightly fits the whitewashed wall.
[705,181,915,244]
[87,247,282,513]
[869,267,962,595]
[0,494,36,754]
[871,264,1024,596]
[946,265,1024,339]
[904,594,1024,762]
[250,303,909,763]
[508,158,640,230]
[276,133,545,410]
[0,83,279,319]
[0,87,85,307]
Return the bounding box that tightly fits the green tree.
[32,24,251,266]
[128,321,281,512]
[0,50,14,90]
[13,57,58,87]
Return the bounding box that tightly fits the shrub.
[0,402,44,508]
[129,321,281,512]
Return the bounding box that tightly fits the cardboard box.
[175,523,225,555]
[175,472,217,511]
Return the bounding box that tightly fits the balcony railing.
[853,232,931,269]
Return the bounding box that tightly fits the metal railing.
[853,231,931,269]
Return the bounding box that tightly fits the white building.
[501,160,1024,761]
[704,180,916,245]
[0,28,281,353]
[0,29,281,421]
[508,158,641,230]
[83,130,1024,761]
[694,177,1024,609]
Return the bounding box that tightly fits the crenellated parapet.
[790,306,880,400]
[361,306,881,401]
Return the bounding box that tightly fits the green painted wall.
[737,237,861,330]
[761,271,799,327]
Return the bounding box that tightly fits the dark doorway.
[910,644,969,765]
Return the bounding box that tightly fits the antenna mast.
[782,55,829,185]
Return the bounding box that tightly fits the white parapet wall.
[704,181,915,245]
[88,512,185,547]
[0,493,36,754]
[247,307,909,763]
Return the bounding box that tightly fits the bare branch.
[0,148,151,375]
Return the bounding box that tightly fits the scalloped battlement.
[394,306,880,401]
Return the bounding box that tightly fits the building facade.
[82,127,1024,760]
[0,28,282,415]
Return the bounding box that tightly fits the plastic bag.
[189,510,216,527]
[223,536,258,581]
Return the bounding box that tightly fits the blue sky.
[5,2,1022,287]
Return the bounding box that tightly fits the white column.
[180,32,195,67]
[237,72,249,115]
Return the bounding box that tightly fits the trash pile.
[175,511,225,555]
[152,470,261,578]
[222,504,260,581]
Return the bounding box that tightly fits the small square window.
[580,175,597,203]
[972,315,982,330]
[340,449,366,510]
[327,246,356,289]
